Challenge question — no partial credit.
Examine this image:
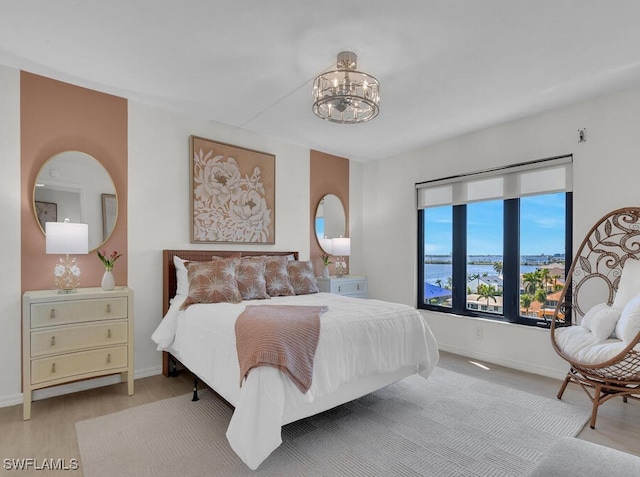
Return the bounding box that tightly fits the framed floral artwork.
[190,135,275,243]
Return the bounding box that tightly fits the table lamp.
[46,219,89,292]
[332,237,350,277]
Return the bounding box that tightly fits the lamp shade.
[319,237,333,254]
[46,221,89,255]
[331,237,351,257]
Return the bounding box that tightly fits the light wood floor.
[1,351,638,476]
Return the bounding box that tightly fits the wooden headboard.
[162,249,299,315]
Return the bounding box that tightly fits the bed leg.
[192,377,199,402]
[168,356,178,377]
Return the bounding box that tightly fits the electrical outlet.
[476,326,483,340]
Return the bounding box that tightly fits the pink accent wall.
[310,150,349,275]
[20,72,128,293]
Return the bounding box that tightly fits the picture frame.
[101,193,117,240]
[34,200,57,230]
[190,135,275,243]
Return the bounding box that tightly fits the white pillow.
[615,292,640,342]
[173,255,189,296]
[612,258,640,310]
[580,303,621,342]
[580,303,609,330]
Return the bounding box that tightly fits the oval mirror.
[315,194,346,254]
[33,151,117,252]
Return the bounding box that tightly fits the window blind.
[416,155,572,209]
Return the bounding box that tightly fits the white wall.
[360,84,640,379]
[0,65,22,405]
[127,102,312,376]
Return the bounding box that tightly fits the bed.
[152,249,439,470]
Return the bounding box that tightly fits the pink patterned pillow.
[264,255,295,297]
[287,260,319,295]
[236,256,270,300]
[180,257,242,309]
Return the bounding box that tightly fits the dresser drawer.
[30,346,128,385]
[31,321,128,358]
[332,280,367,296]
[30,296,128,328]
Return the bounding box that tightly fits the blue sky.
[424,192,565,256]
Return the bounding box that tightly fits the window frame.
[417,192,572,326]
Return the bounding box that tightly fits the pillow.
[263,255,295,297]
[236,256,270,300]
[580,303,609,330]
[612,258,640,310]
[180,257,242,309]
[615,292,640,342]
[173,255,189,296]
[580,302,621,342]
[287,260,319,295]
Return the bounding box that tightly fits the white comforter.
[152,292,439,469]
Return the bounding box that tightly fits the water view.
[424,254,564,286]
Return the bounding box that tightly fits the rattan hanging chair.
[551,207,640,429]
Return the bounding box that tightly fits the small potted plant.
[97,250,122,291]
[321,253,332,278]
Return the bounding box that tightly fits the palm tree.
[493,261,503,275]
[520,293,532,315]
[522,271,541,295]
[534,288,547,305]
[477,284,498,310]
[435,279,443,288]
[539,268,551,291]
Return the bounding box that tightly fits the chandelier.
[312,51,380,124]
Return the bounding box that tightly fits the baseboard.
[438,343,569,381]
[0,365,165,409]
[0,392,24,408]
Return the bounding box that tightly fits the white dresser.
[22,287,134,420]
[316,275,368,298]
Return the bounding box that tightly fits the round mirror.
[315,194,346,254]
[33,151,117,252]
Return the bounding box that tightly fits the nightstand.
[316,275,368,298]
[22,287,134,420]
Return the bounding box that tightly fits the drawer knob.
[357,284,360,290]
[50,336,55,346]
[107,329,112,339]
[338,286,341,292]
[107,353,111,364]
[50,309,56,319]
[51,363,56,374]
[106,304,111,313]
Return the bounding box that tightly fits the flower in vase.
[97,250,123,271]
[321,253,333,266]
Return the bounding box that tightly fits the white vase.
[101,270,115,291]
[322,265,330,278]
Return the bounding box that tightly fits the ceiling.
[2,1,640,162]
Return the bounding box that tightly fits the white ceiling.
[2,1,640,162]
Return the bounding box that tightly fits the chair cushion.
[555,326,627,364]
[616,292,640,342]
[580,303,621,342]
[612,258,640,310]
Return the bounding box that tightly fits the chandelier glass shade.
[312,51,380,124]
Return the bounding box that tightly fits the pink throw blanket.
[235,305,327,393]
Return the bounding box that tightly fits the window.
[417,156,572,325]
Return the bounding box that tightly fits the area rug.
[75,368,589,476]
